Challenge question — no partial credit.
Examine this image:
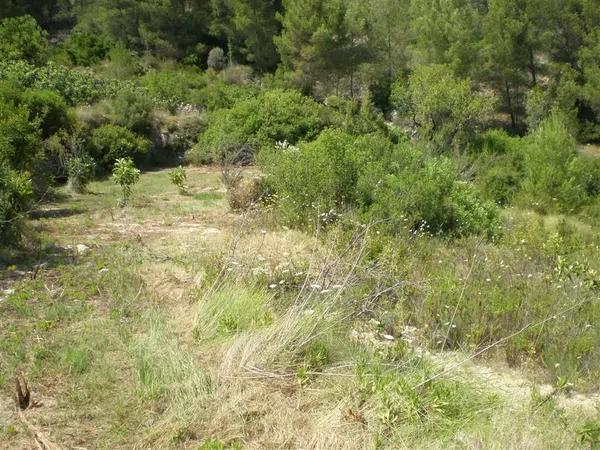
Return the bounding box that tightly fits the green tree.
[275,0,372,95]
[392,65,495,152]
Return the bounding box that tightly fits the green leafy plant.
[112,158,140,207]
[168,166,187,194]
[67,154,95,193]
[90,124,151,169]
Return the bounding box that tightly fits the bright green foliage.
[188,89,324,164]
[369,154,499,237]
[21,88,72,138]
[193,285,273,341]
[111,157,140,207]
[0,60,113,105]
[67,153,95,193]
[140,67,204,113]
[519,113,583,212]
[392,65,495,151]
[261,128,499,237]
[0,15,48,64]
[260,129,370,226]
[168,166,187,194]
[104,88,154,136]
[0,164,33,242]
[0,102,42,173]
[90,125,151,169]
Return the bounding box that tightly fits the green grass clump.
[194,285,273,341]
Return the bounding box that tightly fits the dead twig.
[14,375,62,450]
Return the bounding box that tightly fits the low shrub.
[168,166,187,194]
[0,164,32,242]
[112,158,140,207]
[90,124,151,169]
[67,154,95,193]
[519,113,583,212]
[226,176,265,211]
[187,89,324,165]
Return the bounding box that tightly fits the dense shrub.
[0,102,42,173]
[0,164,32,242]
[21,89,72,138]
[105,89,155,136]
[90,124,151,168]
[59,32,113,66]
[140,67,204,112]
[261,128,498,236]
[519,114,583,212]
[0,15,48,64]
[259,129,369,226]
[188,89,324,164]
[369,156,499,237]
[392,65,495,152]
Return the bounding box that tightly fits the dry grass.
[1,167,598,450]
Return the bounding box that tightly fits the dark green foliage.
[90,124,151,169]
[188,89,324,164]
[21,89,72,138]
[369,154,499,237]
[0,164,33,242]
[0,15,48,64]
[59,32,113,67]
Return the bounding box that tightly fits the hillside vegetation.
[0,1,599,449]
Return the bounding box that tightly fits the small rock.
[3,289,15,296]
[98,268,109,274]
[382,334,395,341]
[76,244,90,255]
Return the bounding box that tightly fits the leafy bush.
[105,88,154,136]
[0,15,48,64]
[261,128,498,237]
[21,89,72,138]
[168,166,187,194]
[392,65,495,152]
[188,89,324,164]
[59,32,112,66]
[140,67,204,113]
[192,79,258,111]
[259,129,372,226]
[90,124,151,168]
[519,113,583,212]
[0,102,42,173]
[0,164,32,242]
[67,154,96,193]
[370,156,499,237]
[112,158,140,207]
